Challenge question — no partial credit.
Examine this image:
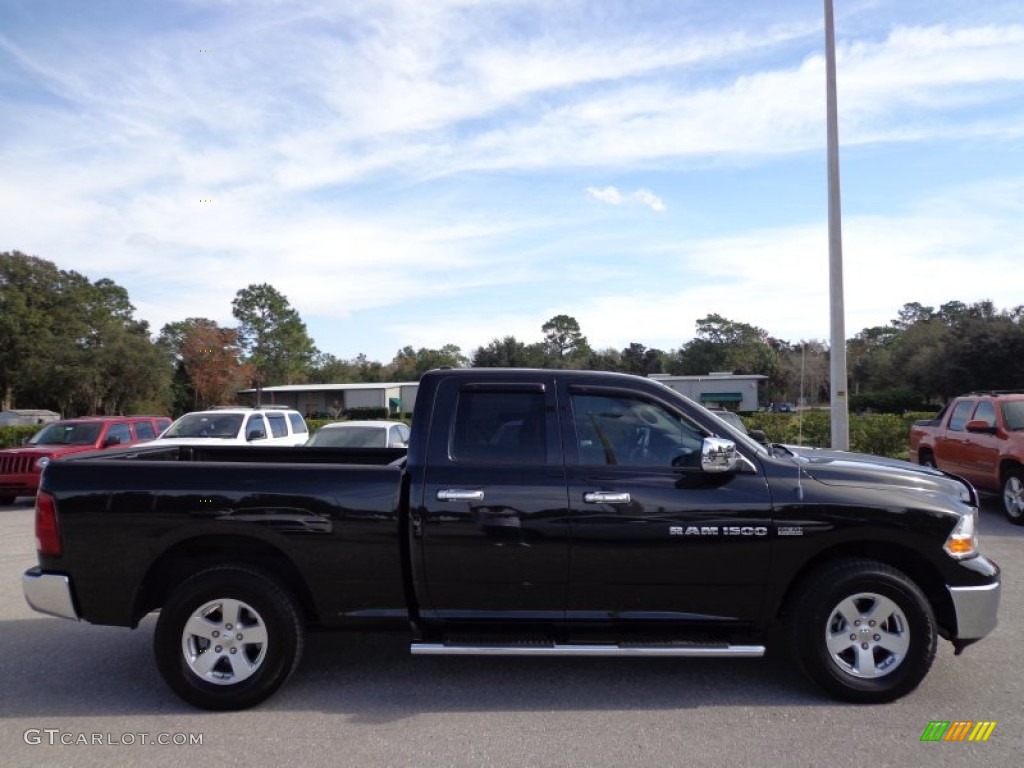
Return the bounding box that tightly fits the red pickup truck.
[909,391,1024,524]
[0,415,170,505]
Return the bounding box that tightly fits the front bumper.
[23,567,80,621]
[948,580,1000,640]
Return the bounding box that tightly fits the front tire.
[1003,468,1024,525]
[789,559,936,703]
[154,565,304,710]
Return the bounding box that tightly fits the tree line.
[3,250,1022,416]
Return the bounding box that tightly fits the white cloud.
[586,186,665,212]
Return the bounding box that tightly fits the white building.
[649,372,766,412]
[240,383,419,417]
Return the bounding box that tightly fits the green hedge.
[743,411,923,459]
[0,426,40,449]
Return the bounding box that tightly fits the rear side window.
[451,389,547,464]
[266,412,288,438]
[947,400,975,431]
[288,412,308,434]
[135,421,156,440]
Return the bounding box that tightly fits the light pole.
[825,0,849,449]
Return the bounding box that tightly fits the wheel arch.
[772,541,956,641]
[133,535,319,626]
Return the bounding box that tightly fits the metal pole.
[825,0,849,449]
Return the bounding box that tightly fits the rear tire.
[0,495,16,506]
[154,565,304,710]
[789,559,936,703]
[918,451,936,469]
[1003,468,1024,525]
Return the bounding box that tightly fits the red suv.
[0,415,171,505]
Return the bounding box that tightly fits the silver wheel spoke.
[877,628,910,657]
[826,631,854,656]
[183,615,219,641]
[191,647,223,676]
[220,599,242,629]
[227,651,256,681]
[862,595,899,624]
[833,597,863,628]
[853,643,876,675]
[240,624,268,646]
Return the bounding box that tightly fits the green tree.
[388,344,467,380]
[472,336,544,368]
[231,283,318,389]
[0,251,170,415]
[541,314,590,364]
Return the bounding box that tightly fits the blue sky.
[2,0,1023,362]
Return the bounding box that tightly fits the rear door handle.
[583,492,631,504]
[436,489,485,502]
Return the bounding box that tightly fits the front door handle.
[437,489,485,502]
[583,491,631,504]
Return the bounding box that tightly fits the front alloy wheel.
[790,559,936,703]
[1003,469,1024,525]
[824,593,910,679]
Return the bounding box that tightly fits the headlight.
[35,457,50,470]
[944,508,978,560]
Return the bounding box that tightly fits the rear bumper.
[948,580,1000,640]
[23,567,80,621]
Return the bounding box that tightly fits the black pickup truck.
[23,368,1000,710]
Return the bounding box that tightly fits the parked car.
[0,415,170,505]
[305,420,410,448]
[148,406,308,447]
[909,391,1024,523]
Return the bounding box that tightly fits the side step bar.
[411,642,765,658]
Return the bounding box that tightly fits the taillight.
[35,490,62,557]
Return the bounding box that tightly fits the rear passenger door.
[936,399,976,476]
[414,376,569,621]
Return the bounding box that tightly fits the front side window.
[972,401,996,428]
[105,423,132,445]
[1004,401,1024,431]
[245,414,267,440]
[451,389,547,464]
[947,400,976,431]
[571,391,705,468]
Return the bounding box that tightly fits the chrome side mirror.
[701,437,740,473]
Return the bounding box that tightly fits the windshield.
[307,426,386,448]
[163,413,245,439]
[29,423,102,446]
[1005,401,1024,431]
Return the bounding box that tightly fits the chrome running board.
[411,642,765,658]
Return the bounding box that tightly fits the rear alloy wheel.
[1003,468,1024,525]
[154,565,304,710]
[790,559,936,703]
